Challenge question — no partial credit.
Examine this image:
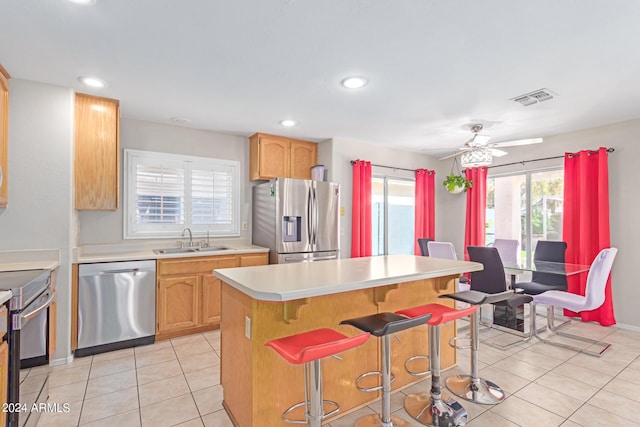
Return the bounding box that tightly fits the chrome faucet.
[181,227,194,247]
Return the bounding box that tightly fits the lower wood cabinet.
[156,252,268,340]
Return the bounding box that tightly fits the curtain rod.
[486,147,615,170]
[350,160,420,173]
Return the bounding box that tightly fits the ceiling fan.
[439,124,543,166]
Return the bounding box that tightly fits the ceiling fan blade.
[438,151,464,161]
[492,137,543,147]
[490,148,508,157]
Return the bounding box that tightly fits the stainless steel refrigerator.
[252,178,340,263]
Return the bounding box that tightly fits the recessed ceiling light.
[68,0,97,5]
[78,76,108,88]
[170,117,191,124]
[341,76,368,89]
[280,119,297,127]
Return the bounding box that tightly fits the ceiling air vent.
[511,88,556,106]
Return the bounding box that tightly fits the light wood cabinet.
[156,252,268,340]
[74,93,120,210]
[157,276,200,333]
[0,65,9,208]
[249,133,317,181]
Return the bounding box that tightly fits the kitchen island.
[213,254,482,427]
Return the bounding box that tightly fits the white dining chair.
[493,239,519,267]
[531,247,618,357]
[427,241,470,292]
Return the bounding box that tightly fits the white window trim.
[123,149,241,239]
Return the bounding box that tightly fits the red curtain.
[463,167,488,260]
[351,160,372,258]
[563,147,615,325]
[414,169,436,254]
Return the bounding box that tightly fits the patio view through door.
[372,176,415,255]
[486,168,564,266]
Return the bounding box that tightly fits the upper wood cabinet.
[0,65,9,208]
[74,93,120,210]
[249,133,317,181]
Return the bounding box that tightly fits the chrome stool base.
[405,392,468,427]
[445,375,505,405]
[354,413,413,427]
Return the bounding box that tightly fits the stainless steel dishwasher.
[77,260,156,357]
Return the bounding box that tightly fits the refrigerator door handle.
[307,187,313,244]
[311,185,318,247]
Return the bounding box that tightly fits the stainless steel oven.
[0,269,53,427]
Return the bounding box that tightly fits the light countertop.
[0,261,59,272]
[74,243,268,263]
[0,291,12,305]
[214,254,483,301]
[0,250,60,272]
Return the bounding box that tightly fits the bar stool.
[439,290,513,405]
[266,328,370,427]
[341,312,432,427]
[395,303,478,426]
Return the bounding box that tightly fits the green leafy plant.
[443,172,472,193]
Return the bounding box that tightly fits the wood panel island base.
[214,255,482,427]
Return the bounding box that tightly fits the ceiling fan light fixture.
[461,148,492,168]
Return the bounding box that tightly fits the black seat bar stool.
[341,312,432,427]
[439,290,514,405]
[396,303,478,427]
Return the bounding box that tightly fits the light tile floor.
[31,322,640,426]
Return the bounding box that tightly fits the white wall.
[438,118,640,328]
[324,138,443,258]
[78,119,251,245]
[0,79,76,361]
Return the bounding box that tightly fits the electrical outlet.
[241,221,248,231]
[245,316,251,339]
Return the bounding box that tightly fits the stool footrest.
[404,355,431,377]
[355,370,396,392]
[448,335,472,350]
[282,399,340,424]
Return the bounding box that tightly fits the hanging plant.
[443,158,472,194]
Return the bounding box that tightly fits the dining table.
[494,260,592,332]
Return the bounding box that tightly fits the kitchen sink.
[153,247,199,254]
[195,246,230,252]
[153,246,230,254]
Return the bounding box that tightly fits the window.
[486,168,563,265]
[372,176,415,255]
[124,149,240,238]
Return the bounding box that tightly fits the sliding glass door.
[372,176,415,255]
[486,168,563,265]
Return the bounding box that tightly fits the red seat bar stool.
[396,303,478,427]
[266,328,370,427]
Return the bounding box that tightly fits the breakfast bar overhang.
[214,254,483,426]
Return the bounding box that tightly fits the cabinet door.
[0,65,9,208]
[290,139,317,179]
[258,135,290,179]
[74,93,120,210]
[157,275,200,333]
[201,274,221,326]
[0,340,6,426]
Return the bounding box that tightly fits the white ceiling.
[2,1,640,156]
